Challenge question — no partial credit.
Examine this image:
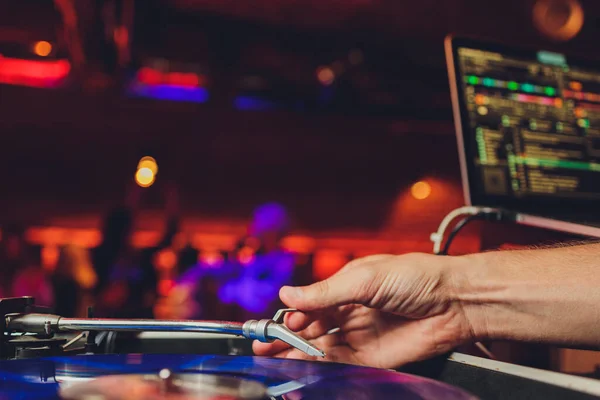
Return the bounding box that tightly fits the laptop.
[445,35,600,237]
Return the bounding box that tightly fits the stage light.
[200,251,224,267]
[411,181,431,200]
[238,246,255,265]
[156,249,177,270]
[317,67,335,86]
[33,41,52,57]
[137,156,158,175]
[135,167,155,187]
[0,58,70,88]
[130,65,209,104]
[41,245,59,271]
[532,0,584,42]
[158,280,175,297]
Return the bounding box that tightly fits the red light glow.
[158,280,175,297]
[41,245,59,271]
[0,56,70,88]
[238,246,255,265]
[136,67,205,88]
[313,250,347,280]
[137,67,162,85]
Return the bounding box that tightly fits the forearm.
[452,242,600,347]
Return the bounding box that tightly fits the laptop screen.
[445,36,600,220]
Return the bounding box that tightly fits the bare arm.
[455,242,600,348]
[254,242,600,368]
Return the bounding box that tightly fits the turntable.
[2,296,600,399]
[1,354,479,399]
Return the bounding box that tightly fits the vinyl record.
[0,354,477,399]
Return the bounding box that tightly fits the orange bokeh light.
[313,249,348,281]
[41,245,59,271]
[554,98,563,108]
[135,167,155,187]
[33,41,52,57]
[570,81,583,91]
[316,67,335,86]
[156,249,177,270]
[137,156,158,175]
[411,181,432,200]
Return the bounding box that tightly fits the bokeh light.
[135,167,155,187]
[33,41,52,57]
[200,251,224,267]
[41,245,59,271]
[137,156,158,174]
[158,280,175,297]
[237,246,255,265]
[411,181,432,200]
[156,249,177,270]
[316,66,335,86]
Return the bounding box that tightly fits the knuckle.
[355,264,378,283]
[352,265,380,299]
[344,254,394,270]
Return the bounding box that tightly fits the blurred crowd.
[0,184,314,322]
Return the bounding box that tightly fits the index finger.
[284,309,333,331]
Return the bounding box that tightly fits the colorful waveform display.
[0,56,70,88]
[514,156,600,172]
[510,93,562,107]
[563,89,600,103]
[578,103,600,113]
[465,75,556,96]
[128,67,209,103]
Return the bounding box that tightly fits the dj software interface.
[457,47,600,200]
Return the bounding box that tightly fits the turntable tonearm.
[0,296,323,360]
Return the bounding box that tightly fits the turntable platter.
[0,354,477,399]
[59,371,268,400]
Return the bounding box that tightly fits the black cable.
[438,213,486,256]
[438,209,518,256]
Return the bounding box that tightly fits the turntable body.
[0,296,599,399]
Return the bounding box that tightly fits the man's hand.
[255,243,600,368]
[253,253,475,369]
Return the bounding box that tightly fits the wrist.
[445,252,505,342]
[445,243,600,349]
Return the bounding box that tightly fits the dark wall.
[0,86,461,232]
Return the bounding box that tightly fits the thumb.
[279,265,379,311]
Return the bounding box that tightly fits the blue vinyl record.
[0,354,477,399]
